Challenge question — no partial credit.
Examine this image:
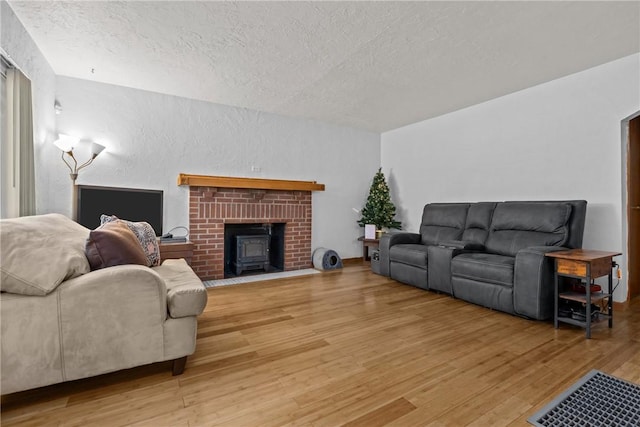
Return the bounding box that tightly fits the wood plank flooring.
[2,263,639,426]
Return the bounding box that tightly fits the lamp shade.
[90,142,106,157]
[53,134,79,152]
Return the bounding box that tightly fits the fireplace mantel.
[178,173,325,192]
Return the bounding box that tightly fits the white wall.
[1,1,57,216]
[2,0,380,259]
[4,0,638,285]
[382,53,640,301]
[54,77,380,258]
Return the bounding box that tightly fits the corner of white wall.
[2,1,58,216]
[381,53,640,301]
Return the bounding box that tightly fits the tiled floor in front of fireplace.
[202,268,320,288]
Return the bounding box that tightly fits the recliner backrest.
[420,203,470,246]
[485,202,572,256]
[504,200,587,249]
[461,202,497,245]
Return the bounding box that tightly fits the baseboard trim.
[342,257,367,266]
[613,301,629,311]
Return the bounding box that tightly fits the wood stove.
[231,234,271,276]
[224,223,285,277]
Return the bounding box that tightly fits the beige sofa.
[0,214,208,395]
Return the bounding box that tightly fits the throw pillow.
[100,215,160,266]
[85,220,149,271]
[0,214,91,296]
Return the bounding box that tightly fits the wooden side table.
[158,240,195,266]
[357,236,380,261]
[546,249,621,339]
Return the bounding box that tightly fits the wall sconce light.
[54,100,62,115]
[54,134,106,183]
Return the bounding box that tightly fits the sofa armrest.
[513,246,568,320]
[438,240,486,251]
[153,259,208,318]
[378,232,421,276]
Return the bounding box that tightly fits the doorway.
[627,115,640,299]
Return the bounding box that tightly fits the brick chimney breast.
[188,187,312,280]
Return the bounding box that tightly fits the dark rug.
[528,369,640,427]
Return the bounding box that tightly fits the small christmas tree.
[357,168,401,230]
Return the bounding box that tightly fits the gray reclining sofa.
[378,200,587,320]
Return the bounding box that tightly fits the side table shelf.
[557,291,613,329]
[558,291,610,304]
[546,249,621,339]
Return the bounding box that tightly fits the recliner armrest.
[378,232,421,277]
[514,246,569,320]
[428,245,465,294]
[382,232,421,247]
[438,240,485,251]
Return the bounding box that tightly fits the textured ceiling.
[7,1,640,132]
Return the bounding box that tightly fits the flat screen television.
[76,185,163,235]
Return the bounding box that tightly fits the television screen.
[76,185,163,235]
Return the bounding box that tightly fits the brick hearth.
[188,186,312,280]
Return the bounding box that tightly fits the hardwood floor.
[2,263,639,426]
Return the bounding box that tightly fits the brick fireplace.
[181,174,324,280]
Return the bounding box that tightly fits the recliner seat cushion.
[451,253,515,287]
[389,244,430,269]
[485,203,571,256]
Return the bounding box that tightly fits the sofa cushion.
[0,214,90,296]
[100,215,160,267]
[85,221,149,270]
[485,203,571,256]
[389,244,430,268]
[420,203,469,246]
[153,259,208,318]
[451,253,515,287]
